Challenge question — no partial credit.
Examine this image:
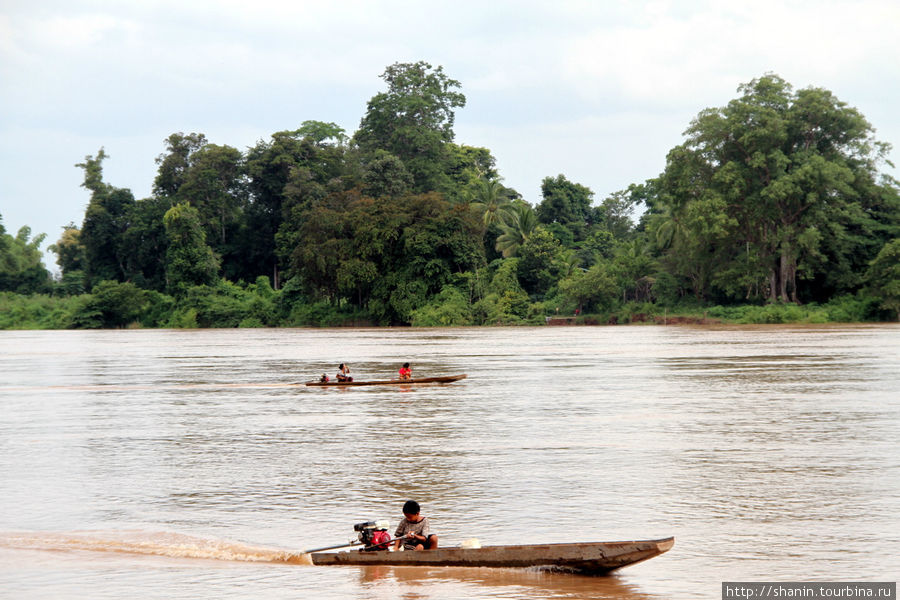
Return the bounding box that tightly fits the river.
[1,325,898,599]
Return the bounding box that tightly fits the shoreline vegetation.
[2,63,898,330]
[0,287,890,330]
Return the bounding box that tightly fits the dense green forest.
[2,63,899,329]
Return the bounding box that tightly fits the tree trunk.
[788,261,799,304]
[779,242,799,303]
[779,251,789,302]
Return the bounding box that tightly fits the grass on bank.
[2,283,893,330]
[566,294,888,326]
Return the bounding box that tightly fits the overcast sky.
[2,0,898,268]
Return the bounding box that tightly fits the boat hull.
[305,374,467,387]
[310,537,674,575]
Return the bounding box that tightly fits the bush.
[285,300,371,327]
[56,271,86,296]
[650,272,682,306]
[822,294,882,322]
[539,288,576,316]
[410,285,473,326]
[866,238,900,320]
[620,301,659,323]
[168,307,198,328]
[742,304,804,323]
[175,280,278,327]
[141,291,176,328]
[803,305,830,324]
[178,284,244,327]
[473,289,529,325]
[0,292,73,329]
[90,280,148,327]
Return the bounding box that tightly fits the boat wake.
[1,382,306,392]
[0,530,311,565]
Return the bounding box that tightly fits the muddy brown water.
[1,325,898,598]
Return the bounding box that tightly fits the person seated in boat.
[393,500,437,551]
[336,363,352,382]
[398,362,412,380]
[319,373,329,383]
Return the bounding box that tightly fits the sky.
[2,0,899,270]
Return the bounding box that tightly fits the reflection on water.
[1,325,898,599]
[356,565,666,600]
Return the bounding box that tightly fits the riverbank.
[547,295,893,326]
[2,287,894,330]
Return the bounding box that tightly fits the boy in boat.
[336,363,352,382]
[393,500,437,551]
[398,362,412,380]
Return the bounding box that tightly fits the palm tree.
[470,178,509,228]
[556,249,581,278]
[614,238,656,302]
[652,208,683,250]
[495,202,537,257]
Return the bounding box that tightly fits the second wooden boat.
[305,374,467,387]
[309,537,674,575]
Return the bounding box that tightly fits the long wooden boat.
[310,537,674,575]
[305,374,467,387]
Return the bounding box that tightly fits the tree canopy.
[355,61,466,194]
[650,73,899,303]
[3,67,899,329]
[0,215,52,294]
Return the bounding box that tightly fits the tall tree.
[279,188,483,323]
[245,125,351,287]
[153,133,208,198]
[595,188,639,240]
[120,197,170,291]
[77,149,135,287]
[163,203,220,295]
[0,216,52,294]
[175,143,246,248]
[155,136,248,281]
[445,144,505,204]
[49,223,85,275]
[515,227,563,297]
[295,120,348,146]
[355,61,466,193]
[49,223,87,295]
[656,74,896,303]
[536,175,595,242]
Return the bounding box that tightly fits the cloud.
[562,1,900,110]
[1,0,898,268]
[37,13,137,49]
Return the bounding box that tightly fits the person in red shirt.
[398,362,412,380]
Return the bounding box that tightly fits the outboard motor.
[353,520,392,551]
